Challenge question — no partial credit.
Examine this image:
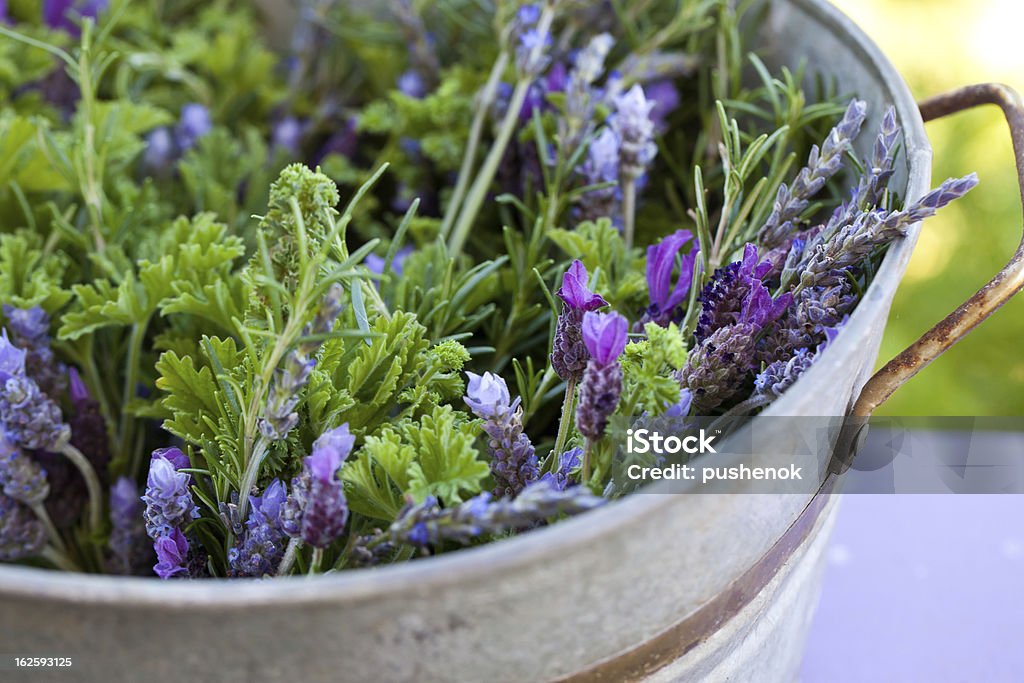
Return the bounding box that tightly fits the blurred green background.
[831,0,1024,415]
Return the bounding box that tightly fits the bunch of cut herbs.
[0,0,973,578]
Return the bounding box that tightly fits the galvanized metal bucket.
[2,1,1022,681]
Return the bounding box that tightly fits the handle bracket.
[852,83,1024,418]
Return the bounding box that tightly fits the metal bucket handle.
[852,83,1024,418]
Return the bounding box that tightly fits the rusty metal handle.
[851,83,1024,418]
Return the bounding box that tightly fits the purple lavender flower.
[464,372,539,497]
[0,435,48,506]
[575,127,621,224]
[581,310,628,368]
[642,230,699,327]
[2,305,65,400]
[108,477,152,575]
[576,311,628,440]
[540,447,582,491]
[557,259,608,312]
[387,477,605,549]
[282,425,353,548]
[229,479,289,577]
[43,0,107,34]
[142,451,199,539]
[0,1,9,23]
[175,103,212,151]
[365,245,414,278]
[0,331,70,452]
[463,371,513,420]
[754,348,816,401]
[695,244,775,342]
[153,527,189,580]
[612,85,657,180]
[142,127,175,172]
[799,174,979,289]
[512,5,551,78]
[151,446,190,473]
[678,323,760,415]
[758,100,867,248]
[397,70,427,99]
[646,80,681,132]
[0,493,46,562]
[271,116,306,156]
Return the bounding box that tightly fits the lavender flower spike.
[387,477,605,549]
[0,493,46,562]
[229,479,289,577]
[108,477,151,575]
[575,128,621,225]
[0,330,70,452]
[3,304,66,399]
[142,451,199,539]
[282,425,353,549]
[754,348,816,401]
[464,372,539,497]
[758,99,867,248]
[0,435,49,506]
[612,84,658,181]
[577,311,628,442]
[153,527,190,580]
[643,230,699,327]
[175,103,213,151]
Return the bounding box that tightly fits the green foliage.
[619,323,689,418]
[342,405,487,521]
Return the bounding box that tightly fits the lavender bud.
[758,99,867,248]
[143,127,176,173]
[0,332,70,452]
[678,323,760,415]
[107,477,152,575]
[388,478,605,549]
[754,348,816,401]
[271,116,306,156]
[153,527,190,580]
[575,128,621,224]
[576,359,623,441]
[540,447,582,491]
[258,352,315,441]
[464,373,539,497]
[282,425,353,548]
[175,103,213,151]
[3,305,66,399]
[551,260,608,382]
[142,452,199,539]
[0,493,46,562]
[0,436,49,506]
[43,0,107,35]
[696,244,773,342]
[229,479,289,577]
[612,85,657,180]
[397,70,427,99]
[68,368,109,481]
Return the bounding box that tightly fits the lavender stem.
[439,51,511,241]
[30,503,67,556]
[41,545,80,573]
[276,537,300,577]
[448,4,555,255]
[59,443,103,533]
[622,177,638,250]
[550,376,577,471]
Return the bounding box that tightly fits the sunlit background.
[830,0,1024,415]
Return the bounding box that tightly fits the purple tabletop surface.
[801,493,1024,682]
